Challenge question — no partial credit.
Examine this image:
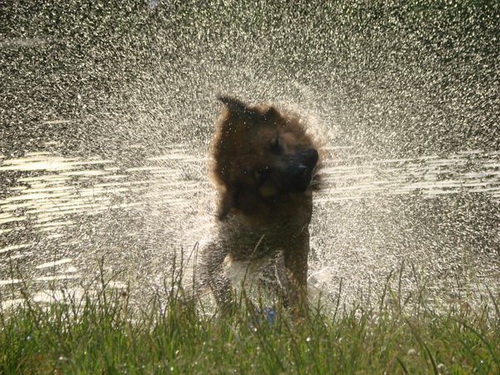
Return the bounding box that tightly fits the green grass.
[1,271,498,375]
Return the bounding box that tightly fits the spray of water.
[1,1,498,310]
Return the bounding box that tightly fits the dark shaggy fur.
[200,96,321,315]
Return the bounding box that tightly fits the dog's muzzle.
[285,148,319,193]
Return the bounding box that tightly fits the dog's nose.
[287,148,318,192]
[295,149,319,176]
[301,148,319,169]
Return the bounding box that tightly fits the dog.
[199,96,321,316]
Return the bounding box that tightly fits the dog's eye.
[269,138,282,155]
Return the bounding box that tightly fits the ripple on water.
[0,148,499,310]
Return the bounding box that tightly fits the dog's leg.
[201,241,236,315]
[284,228,310,316]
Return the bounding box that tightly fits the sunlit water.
[1,2,499,311]
[1,148,498,309]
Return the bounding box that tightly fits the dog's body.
[199,96,321,314]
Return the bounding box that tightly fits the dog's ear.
[262,106,279,121]
[218,96,247,113]
[217,95,257,120]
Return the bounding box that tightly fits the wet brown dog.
[200,96,321,315]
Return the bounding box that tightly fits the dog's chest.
[222,250,288,296]
[219,218,299,261]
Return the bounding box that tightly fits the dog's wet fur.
[199,96,321,315]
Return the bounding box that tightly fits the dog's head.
[212,96,321,221]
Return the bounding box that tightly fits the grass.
[0,265,498,375]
